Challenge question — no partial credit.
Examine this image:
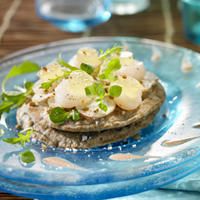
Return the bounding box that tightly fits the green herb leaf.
[85,85,94,96]
[18,129,32,146]
[40,81,54,90]
[24,81,34,90]
[99,46,122,60]
[70,109,80,121]
[40,71,71,90]
[2,61,40,92]
[0,80,33,115]
[57,54,78,71]
[109,85,122,97]
[20,150,35,164]
[49,107,81,124]
[99,102,108,112]
[80,63,94,75]
[49,107,69,124]
[3,129,33,146]
[3,137,21,144]
[85,83,105,98]
[99,58,121,81]
[0,101,14,116]
[95,83,105,98]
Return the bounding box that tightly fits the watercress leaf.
[107,58,121,71]
[2,92,26,109]
[57,55,78,71]
[49,107,69,124]
[99,58,121,81]
[2,92,23,101]
[94,83,105,98]
[40,71,71,91]
[85,83,105,98]
[24,81,34,90]
[2,61,40,91]
[0,101,15,117]
[99,46,122,59]
[3,137,21,144]
[20,150,35,164]
[18,130,32,146]
[40,82,53,90]
[85,85,95,96]
[99,74,106,80]
[109,85,122,97]
[99,102,108,112]
[80,63,94,75]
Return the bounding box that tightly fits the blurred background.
[0,0,200,60]
[0,0,200,199]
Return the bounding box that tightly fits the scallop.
[54,71,94,108]
[38,61,65,82]
[112,76,144,111]
[115,51,146,81]
[69,47,101,68]
[32,80,54,104]
[78,97,116,119]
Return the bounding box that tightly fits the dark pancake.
[16,81,165,149]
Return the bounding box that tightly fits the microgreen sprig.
[40,71,71,90]
[2,129,35,164]
[57,54,78,71]
[99,58,121,81]
[3,129,33,146]
[109,85,122,97]
[20,150,35,164]
[0,61,40,117]
[99,46,122,60]
[2,61,40,93]
[80,63,94,75]
[49,107,80,124]
[85,83,108,112]
[0,81,35,117]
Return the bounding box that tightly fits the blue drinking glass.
[35,0,112,32]
[181,0,200,44]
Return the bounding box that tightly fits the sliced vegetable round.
[112,76,144,110]
[54,71,94,108]
[78,97,116,119]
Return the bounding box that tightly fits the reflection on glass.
[111,0,150,15]
[36,0,111,32]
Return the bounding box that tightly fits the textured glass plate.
[0,37,200,200]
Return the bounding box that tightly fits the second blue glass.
[181,0,200,44]
[35,0,112,32]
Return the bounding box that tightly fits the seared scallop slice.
[78,97,116,119]
[69,47,101,68]
[112,76,144,111]
[38,61,65,82]
[32,80,54,104]
[54,71,94,108]
[115,51,146,81]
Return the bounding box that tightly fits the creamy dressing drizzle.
[43,157,87,171]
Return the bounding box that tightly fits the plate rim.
[0,36,200,188]
[0,36,199,65]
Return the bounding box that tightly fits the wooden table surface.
[0,0,200,199]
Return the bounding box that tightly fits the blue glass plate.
[0,37,200,200]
